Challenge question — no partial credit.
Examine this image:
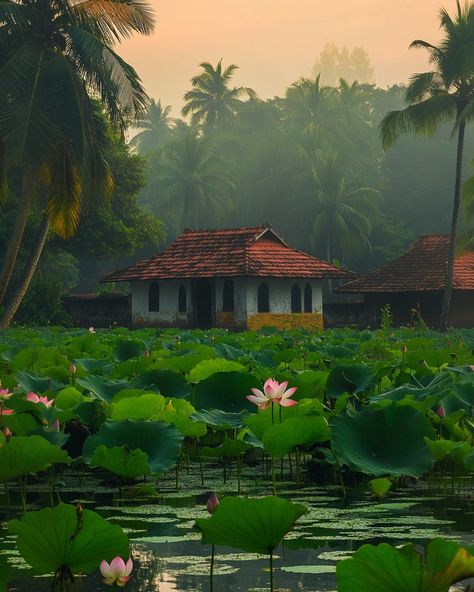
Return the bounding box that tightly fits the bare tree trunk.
[0,190,33,306]
[0,212,50,329]
[439,121,466,331]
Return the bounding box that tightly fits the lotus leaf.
[196,496,307,553]
[194,371,259,412]
[91,445,151,479]
[110,393,166,420]
[326,364,375,398]
[189,358,245,383]
[82,420,183,473]
[262,416,330,458]
[336,539,474,592]
[369,477,392,498]
[424,438,456,462]
[114,338,145,361]
[76,376,131,403]
[190,409,247,429]
[331,405,435,477]
[55,387,84,410]
[0,436,70,482]
[134,369,191,398]
[9,503,128,575]
[201,437,252,458]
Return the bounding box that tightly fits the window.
[291,284,302,313]
[223,280,234,312]
[178,285,187,313]
[257,282,270,313]
[148,281,160,312]
[304,284,312,313]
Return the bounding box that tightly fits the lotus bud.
[69,363,77,375]
[437,406,446,419]
[144,350,150,358]
[401,345,407,354]
[2,427,12,441]
[206,493,220,514]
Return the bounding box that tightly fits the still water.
[1,464,474,591]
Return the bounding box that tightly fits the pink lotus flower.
[247,378,298,409]
[26,392,54,407]
[437,406,446,419]
[88,326,96,333]
[0,408,14,415]
[69,363,77,375]
[206,493,220,514]
[100,557,133,587]
[0,389,12,399]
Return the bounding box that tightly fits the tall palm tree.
[381,1,474,330]
[297,150,378,265]
[154,131,235,230]
[0,0,154,327]
[130,99,173,153]
[182,60,255,131]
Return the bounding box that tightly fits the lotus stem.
[271,457,276,495]
[271,402,274,424]
[279,405,282,423]
[210,544,215,592]
[269,550,274,592]
[237,456,242,494]
[295,447,301,489]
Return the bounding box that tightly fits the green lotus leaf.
[0,436,70,482]
[9,503,128,575]
[190,409,247,429]
[189,359,245,383]
[201,437,252,458]
[336,539,474,592]
[76,376,131,403]
[157,399,207,437]
[91,445,151,479]
[326,364,375,398]
[196,496,307,554]
[331,405,435,477]
[194,371,259,412]
[424,438,456,462]
[262,416,330,458]
[134,369,191,399]
[73,358,111,374]
[110,393,166,420]
[114,338,145,362]
[55,387,84,410]
[369,477,392,498]
[155,352,215,374]
[15,371,62,394]
[288,371,328,400]
[82,420,183,473]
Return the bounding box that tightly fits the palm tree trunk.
[0,212,50,329]
[0,190,33,306]
[439,120,466,331]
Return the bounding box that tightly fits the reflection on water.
[2,466,474,592]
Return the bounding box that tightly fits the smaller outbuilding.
[102,226,352,330]
[338,234,474,327]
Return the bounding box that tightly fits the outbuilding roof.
[102,226,353,282]
[338,234,474,293]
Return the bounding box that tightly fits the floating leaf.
[196,496,307,554]
[9,503,128,575]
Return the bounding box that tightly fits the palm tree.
[130,99,173,153]
[182,60,255,131]
[154,131,235,230]
[0,0,154,327]
[297,150,378,265]
[381,1,474,330]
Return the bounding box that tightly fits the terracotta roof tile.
[338,235,474,293]
[102,227,353,282]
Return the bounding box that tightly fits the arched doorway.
[194,279,212,328]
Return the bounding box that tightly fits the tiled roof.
[338,234,474,293]
[102,227,353,282]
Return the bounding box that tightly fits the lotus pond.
[2,326,474,591]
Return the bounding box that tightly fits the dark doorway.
[194,279,213,328]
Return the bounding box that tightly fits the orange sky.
[119,0,447,113]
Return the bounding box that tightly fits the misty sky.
[119,0,446,113]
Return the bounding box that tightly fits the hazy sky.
[119,0,447,114]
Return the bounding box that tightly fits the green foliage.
[262,416,330,458]
[91,445,151,479]
[9,503,129,575]
[196,496,307,553]
[336,539,474,592]
[0,435,70,482]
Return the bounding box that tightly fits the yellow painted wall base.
[247,313,323,331]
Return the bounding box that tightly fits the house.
[101,226,352,330]
[338,234,474,328]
